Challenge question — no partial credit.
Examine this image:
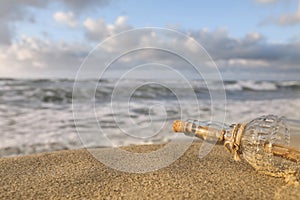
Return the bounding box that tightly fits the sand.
[0,142,299,199]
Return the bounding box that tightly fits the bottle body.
[241,115,299,177]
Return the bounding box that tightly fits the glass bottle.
[173,115,300,177]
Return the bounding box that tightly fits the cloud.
[0,20,13,45]
[0,0,48,45]
[0,0,110,45]
[53,11,77,28]
[0,35,90,77]
[259,0,300,26]
[61,0,109,13]
[0,11,299,79]
[1,26,300,79]
[189,28,300,68]
[84,16,132,41]
[275,3,300,25]
[255,0,279,3]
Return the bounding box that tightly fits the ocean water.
[1,78,300,157]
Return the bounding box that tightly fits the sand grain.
[0,142,299,199]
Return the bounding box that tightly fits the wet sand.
[0,142,299,199]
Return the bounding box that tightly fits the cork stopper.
[173,120,184,132]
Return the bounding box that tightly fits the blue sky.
[0,0,300,80]
[15,0,300,42]
[114,0,299,41]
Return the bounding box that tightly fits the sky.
[0,0,300,80]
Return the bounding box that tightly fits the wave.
[224,81,278,91]
[0,79,300,106]
[1,78,300,157]
[224,80,300,91]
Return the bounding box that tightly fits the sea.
[1,78,300,157]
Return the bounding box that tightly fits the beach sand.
[0,142,299,199]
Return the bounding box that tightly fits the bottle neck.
[173,120,247,161]
[223,123,247,161]
[173,119,230,142]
